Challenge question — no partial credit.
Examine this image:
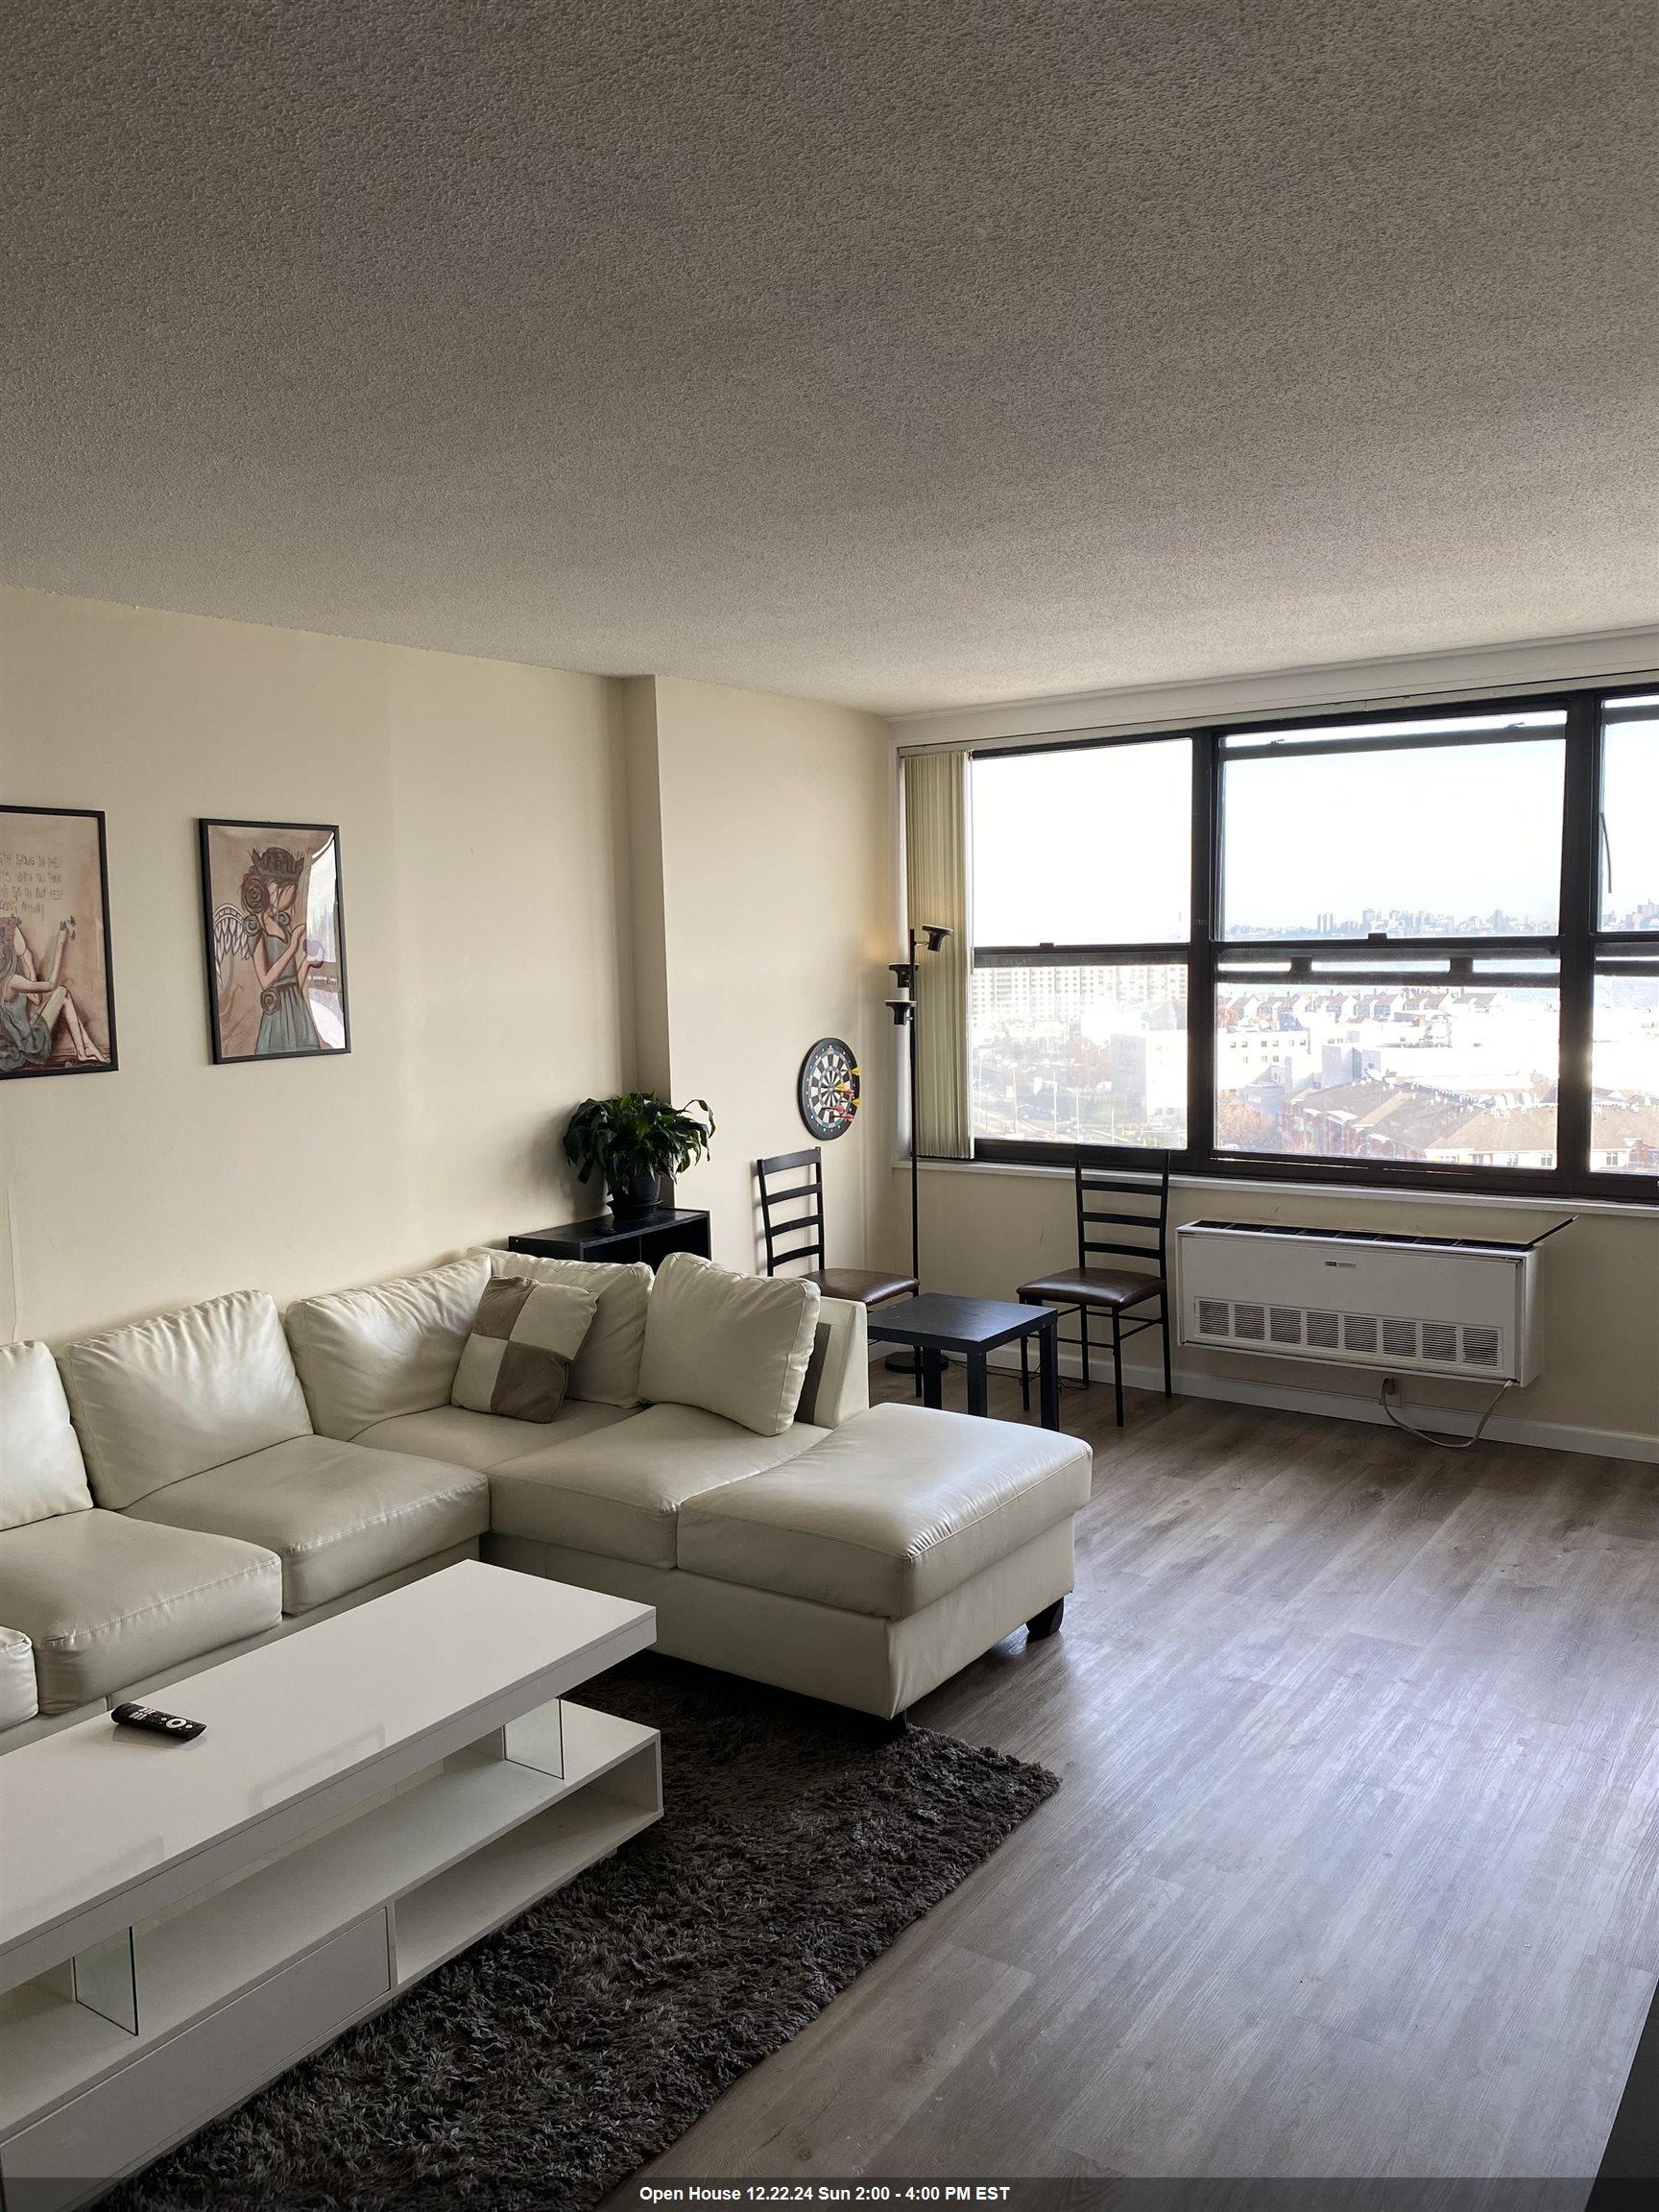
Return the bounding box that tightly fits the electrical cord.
[1378,1375,1515,1451]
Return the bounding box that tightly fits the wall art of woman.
[0,805,117,1081]
[241,847,320,1056]
[0,914,108,1073]
[200,819,349,1064]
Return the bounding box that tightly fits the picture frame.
[0,804,119,1079]
[199,818,351,1065]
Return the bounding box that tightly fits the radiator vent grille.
[1189,1298,1504,1374]
[1306,1310,1340,1351]
[1421,1322,1458,1365]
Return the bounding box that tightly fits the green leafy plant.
[562,1092,716,1195]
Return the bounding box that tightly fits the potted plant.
[562,1093,716,1219]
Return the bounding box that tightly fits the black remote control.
[111,1701,206,1743]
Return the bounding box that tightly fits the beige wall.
[617,675,671,1096]
[0,594,901,1345]
[0,589,632,1341]
[909,1162,1659,1450]
[636,675,900,1275]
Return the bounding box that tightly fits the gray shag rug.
[108,1654,1059,2212]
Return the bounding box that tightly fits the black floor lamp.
[885,923,951,1369]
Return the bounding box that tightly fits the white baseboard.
[878,1343,1659,1464]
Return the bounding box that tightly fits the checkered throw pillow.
[450,1275,599,1422]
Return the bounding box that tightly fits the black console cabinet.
[507,1208,711,1267]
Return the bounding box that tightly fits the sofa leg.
[862,1707,909,1741]
[1026,1597,1066,1641]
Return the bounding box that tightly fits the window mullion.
[1555,700,1599,1182]
[1190,730,1218,1168]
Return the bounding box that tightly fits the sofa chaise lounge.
[1,1247,1092,1743]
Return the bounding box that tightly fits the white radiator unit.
[1176,1220,1550,1384]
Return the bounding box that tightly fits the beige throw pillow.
[468,1248,653,1407]
[638,1251,821,1437]
[451,1277,598,1423]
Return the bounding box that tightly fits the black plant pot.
[607,1169,661,1221]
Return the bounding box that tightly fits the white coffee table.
[0,1560,660,2210]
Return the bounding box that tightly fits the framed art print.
[200,819,350,1064]
[0,805,118,1079]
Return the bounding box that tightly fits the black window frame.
[965,684,1659,1204]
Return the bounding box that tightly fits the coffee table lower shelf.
[0,1699,660,2212]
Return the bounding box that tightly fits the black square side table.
[508,1208,710,1267]
[866,1293,1062,1431]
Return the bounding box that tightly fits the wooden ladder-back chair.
[756,1146,920,1310]
[1016,1148,1172,1426]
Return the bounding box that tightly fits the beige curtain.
[902,749,972,1159]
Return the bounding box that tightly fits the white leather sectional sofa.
[1,1247,1092,1742]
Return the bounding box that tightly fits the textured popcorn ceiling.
[4,2,1656,711]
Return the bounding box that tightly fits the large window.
[1599,697,1659,931]
[974,740,1190,944]
[961,690,1659,1200]
[1218,720,1566,939]
[969,735,1193,1154]
[972,962,1189,1147]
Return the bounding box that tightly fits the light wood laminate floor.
[620,1368,1659,2195]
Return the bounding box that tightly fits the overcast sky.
[971,718,1659,944]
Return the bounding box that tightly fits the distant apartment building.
[969,962,1659,1164]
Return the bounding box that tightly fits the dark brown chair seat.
[1016,1264,1165,1310]
[807,1266,920,1307]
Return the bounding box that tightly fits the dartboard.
[798,1037,861,1142]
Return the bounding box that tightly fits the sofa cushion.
[677,1402,1093,1620]
[639,1252,821,1438]
[284,1256,493,1441]
[0,1510,282,1714]
[124,1436,490,1613]
[0,1341,94,1529]
[58,1291,313,1509]
[354,1398,633,1471]
[0,1627,38,1729]
[489,1404,827,1567]
[469,1249,652,1408]
[451,1276,598,1422]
